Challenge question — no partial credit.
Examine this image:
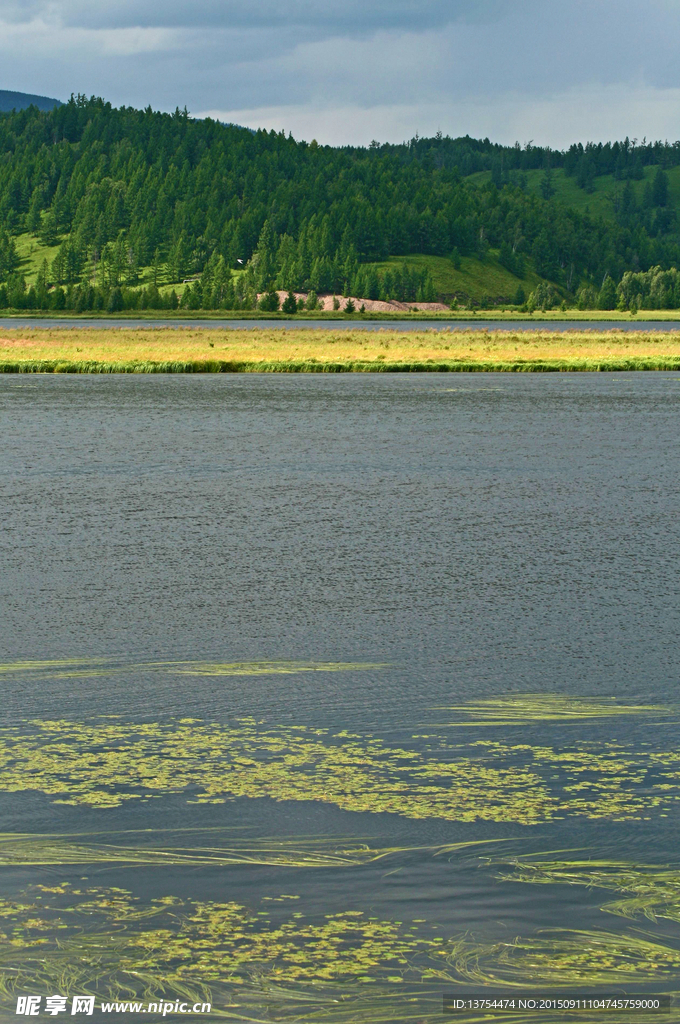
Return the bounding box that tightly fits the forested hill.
[0,90,62,112]
[2,94,680,308]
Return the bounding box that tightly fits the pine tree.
[598,275,617,310]
[255,219,278,290]
[282,291,297,314]
[653,168,669,208]
[152,248,162,286]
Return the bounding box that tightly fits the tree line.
[2,96,680,304]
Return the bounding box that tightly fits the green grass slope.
[13,233,180,295]
[466,164,680,223]
[15,233,555,306]
[369,252,552,304]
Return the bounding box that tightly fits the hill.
[0,89,62,113]
[2,95,680,311]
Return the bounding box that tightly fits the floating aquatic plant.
[1,717,680,822]
[0,659,386,681]
[500,858,680,924]
[2,883,679,1021]
[431,694,675,727]
[0,831,490,870]
[0,882,447,1017]
[428,930,680,988]
[0,718,554,821]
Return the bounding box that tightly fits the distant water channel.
[3,316,680,331]
[1,372,680,1022]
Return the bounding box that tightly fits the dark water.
[2,316,680,331]
[1,372,680,1022]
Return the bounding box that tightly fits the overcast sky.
[2,0,680,147]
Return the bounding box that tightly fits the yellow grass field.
[1,327,680,372]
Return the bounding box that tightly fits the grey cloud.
[0,0,513,31]
[2,0,680,144]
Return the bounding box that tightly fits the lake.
[1,372,679,1022]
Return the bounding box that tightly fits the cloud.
[198,84,680,149]
[0,0,511,32]
[0,17,182,58]
[2,0,680,146]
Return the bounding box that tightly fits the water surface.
[1,373,679,1021]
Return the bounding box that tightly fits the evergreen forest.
[3,94,680,311]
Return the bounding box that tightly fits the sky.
[2,0,680,148]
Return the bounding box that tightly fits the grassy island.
[2,327,680,373]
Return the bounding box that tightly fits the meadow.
[2,326,680,372]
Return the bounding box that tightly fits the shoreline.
[3,358,680,374]
[5,309,680,324]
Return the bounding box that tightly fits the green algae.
[0,831,489,869]
[0,658,385,681]
[0,882,448,1016]
[2,881,680,1020]
[0,717,554,821]
[1,716,680,823]
[500,858,680,925]
[433,694,675,727]
[167,661,388,677]
[430,930,680,988]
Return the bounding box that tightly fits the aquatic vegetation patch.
[0,831,487,870]
[1,718,680,823]
[432,695,674,727]
[427,930,680,988]
[2,883,679,1019]
[167,661,388,677]
[500,858,680,924]
[0,882,448,1014]
[0,718,555,821]
[0,658,385,681]
[6,355,680,374]
[1,720,680,823]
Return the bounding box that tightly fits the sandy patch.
[259,291,450,313]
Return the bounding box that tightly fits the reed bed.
[2,327,680,372]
